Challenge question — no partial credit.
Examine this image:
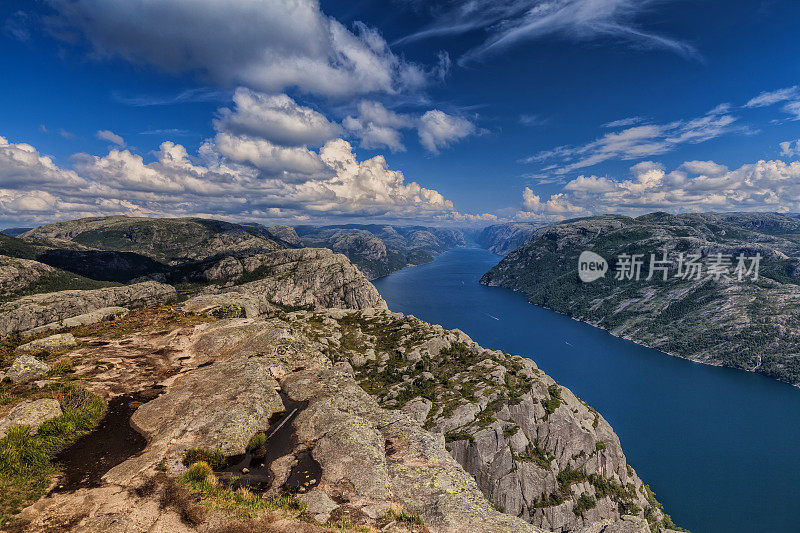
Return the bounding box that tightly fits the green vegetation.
[0,384,106,525]
[182,448,228,470]
[556,465,587,493]
[540,384,562,417]
[381,508,425,525]
[595,441,606,451]
[179,461,305,519]
[574,492,597,516]
[444,431,475,443]
[246,432,266,452]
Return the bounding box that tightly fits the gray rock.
[182,293,276,319]
[0,398,62,438]
[228,248,386,310]
[401,397,432,424]
[26,307,130,336]
[6,354,50,383]
[0,281,175,336]
[297,490,339,523]
[15,333,77,354]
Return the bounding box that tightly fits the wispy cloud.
[745,86,799,108]
[112,88,228,107]
[396,0,697,64]
[524,105,738,174]
[603,116,644,128]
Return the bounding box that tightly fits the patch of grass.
[183,448,228,470]
[179,462,305,520]
[47,358,74,376]
[383,508,424,525]
[246,432,266,452]
[0,384,106,526]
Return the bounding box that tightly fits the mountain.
[0,249,680,532]
[22,216,284,264]
[0,228,33,237]
[477,222,543,255]
[295,224,466,279]
[481,212,800,386]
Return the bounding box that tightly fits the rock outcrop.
[0,256,56,297]
[5,354,51,383]
[0,281,176,336]
[226,248,387,310]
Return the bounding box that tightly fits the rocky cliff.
[481,212,800,386]
[0,249,680,532]
[477,223,542,255]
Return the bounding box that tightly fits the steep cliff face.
[480,212,800,386]
[293,309,680,533]
[477,223,543,255]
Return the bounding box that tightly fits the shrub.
[595,441,606,451]
[180,461,213,485]
[574,492,597,516]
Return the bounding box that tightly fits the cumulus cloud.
[417,110,476,154]
[524,106,738,174]
[214,89,342,147]
[343,101,414,151]
[396,0,696,64]
[517,157,800,220]
[48,0,426,98]
[96,129,125,147]
[0,132,486,226]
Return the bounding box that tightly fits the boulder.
[298,490,339,523]
[0,398,62,438]
[6,354,50,383]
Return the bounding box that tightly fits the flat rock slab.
[16,333,77,354]
[0,398,62,438]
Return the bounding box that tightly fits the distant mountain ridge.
[296,224,466,279]
[481,212,800,386]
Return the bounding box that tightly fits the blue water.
[373,246,800,533]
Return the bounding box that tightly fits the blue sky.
[1,0,800,227]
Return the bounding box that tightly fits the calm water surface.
[373,246,800,533]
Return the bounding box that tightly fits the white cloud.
[49,0,427,98]
[603,116,644,128]
[213,133,327,177]
[745,86,799,108]
[0,133,487,226]
[343,101,414,151]
[417,110,476,154]
[780,140,800,158]
[518,157,800,220]
[397,0,696,64]
[96,129,125,147]
[525,107,738,174]
[213,89,342,147]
